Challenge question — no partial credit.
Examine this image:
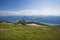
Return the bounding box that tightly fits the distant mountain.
[0,15,60,26]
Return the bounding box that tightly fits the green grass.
[0,23,60,40]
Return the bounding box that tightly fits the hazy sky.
[0,0,60,16]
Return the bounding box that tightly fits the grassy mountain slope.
[0,23,60,40]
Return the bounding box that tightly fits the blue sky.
[0,0,60,16]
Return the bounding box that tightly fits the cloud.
[0,11,15,16]
[0,9,60,16]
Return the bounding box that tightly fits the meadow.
[0,23,60,40]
